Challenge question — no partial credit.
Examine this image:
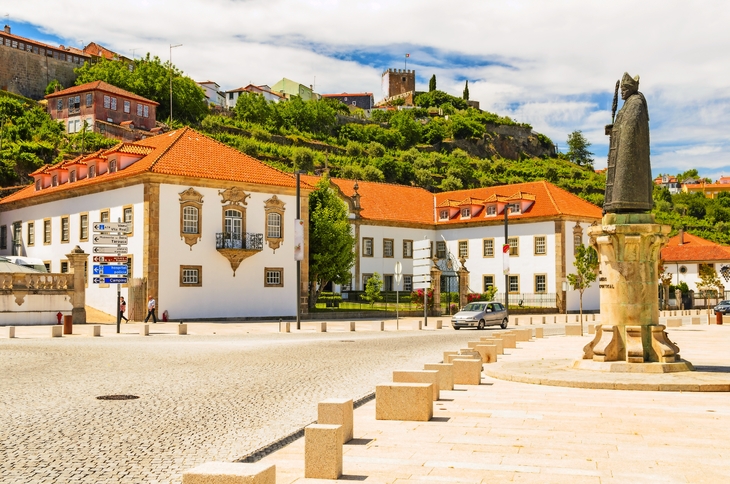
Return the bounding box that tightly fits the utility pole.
[169,44,182,125]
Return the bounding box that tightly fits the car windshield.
[720,301,730,306]
[462,303,485,312]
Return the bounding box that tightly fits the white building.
[0,127,308,320]
[224,85,285,110]
[660,231,730,296]
[304,177,603,313]
[196,81,226,108]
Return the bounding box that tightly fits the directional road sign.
[93,222,131,233]
[93,256,128,263]
[92,264,129,276]
[93,277,128,284]
[93,234,128,245]
[92,246,128,254]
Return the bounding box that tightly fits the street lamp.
[294,170,306,330]
[169,43,182,125]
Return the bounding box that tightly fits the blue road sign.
[93,277,128,284]
[92,264,129,276]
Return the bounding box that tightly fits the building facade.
[196,81,226,108]
[271,78,316,102]
[321,93,374,110]
[225,84,285,109]
[660,231,730,297]
[381,69,416,101]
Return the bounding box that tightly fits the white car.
[451,301,508,330]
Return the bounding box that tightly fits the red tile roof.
[0,127,299,206]
[45,81,159,105]
[661,232,730,262]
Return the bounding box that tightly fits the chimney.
[679,228,684,245]
[3,25,10,34]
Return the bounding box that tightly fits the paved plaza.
[2,318,730,483]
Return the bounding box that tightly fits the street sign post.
[394,261,403,325]
[93,222,131,233]
[92,246,128,254]
[92,264,129,276]
[92,256,128,263]
[92,234,128,245]
[93,277,128,284]
[413,239,432,326]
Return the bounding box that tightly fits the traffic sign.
[93,234,128,245]
[394,261,402,284]
[93,222,130,233]
[93,256,128,263]
[92,277,128,284]
[92,246,128,254]
[92,264,129,276]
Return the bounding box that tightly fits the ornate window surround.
[179,188,204,250]
[264,195,285,252]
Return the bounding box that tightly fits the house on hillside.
[303,176,602,313]
[0,127,310,320]
[82,42,133,69]
[196,81,226,108]
[655,175,681,194]
[321,93,374,110]
[681,179,730,199]
[45,81,159,142]
[271,78,317,101]
[224,84,285,109]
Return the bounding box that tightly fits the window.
[103,95,110,108]
[44,261,51,272]
[43,219,51,244]
[52,175,58,187]
[110,97,117,110]
[60,261,69,273]
[179,188,203,249]
[509,275,520,293]
[143,105,149,118]
[458,240,468,259]
[508,237,519,256]
[223,208,244,248]
[403,275,413,292]
[483,275,495,292]
[100,210,110,223]
[61,216,69,243]
[123,100,130,113]
[267,213,281,238]
[123,206,133,224]
[461,207,470,218]
[79,213,89,241]
[436,241,446,259]
[27,222,35,246]
[403,239,413,258]
[180,265,202,287]
[383,239,394,258]
[264,195,285,251]
[483,238,494,257]
[88,165,96,178]
[11,222,20,255]
[264,268,283,287]
[363,237,373,257]
[508,203,520,214]
[56,99,63,111]
[85,93,93,107]
[109,159,117,173]
[573,223,583,255]
[69,169,76,183]
[486,205,497,216]
[535,274,547,293]
[137,104,143,116]
[0,225,6,250]
[68,96,80,112]
[183,206,199,234]
[534,236,547,255]
[439,209,449,220]
[362,273,373,289]
[35,179,41,191]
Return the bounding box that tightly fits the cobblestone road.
[0,323,494,483]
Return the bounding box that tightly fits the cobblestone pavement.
[0,321,519,484]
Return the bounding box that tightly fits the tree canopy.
[429,75,437,92]
[566,130,594,168]
[567,244,599,328]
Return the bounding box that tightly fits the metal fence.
[215,232,263,250]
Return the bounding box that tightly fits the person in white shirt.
[144,295,157,323]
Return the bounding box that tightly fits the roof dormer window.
[109,159,117,173]
[35,179,41,191]
[508,203,520,214]
[439,209,449,221]
[461,207,471,219]
[69,170,76,183]
[486,205,497,216]
[89,165,96,178]
[52,174,58,187]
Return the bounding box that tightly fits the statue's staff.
[611,80,620,124]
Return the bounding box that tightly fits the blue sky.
[6,1,730,180]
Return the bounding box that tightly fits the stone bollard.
[474,344,498,363]
[515,328,531,342]
[182,462,275,484]
[6,326,16,338]
[666,318,682,328]
[565,324,582,336]
[588,324,595,334]
[514,317,519,326]
[51,326,62,338]
[534,327,544,338]
[432,320,443,329]
[452,358,482,385]
[413,320,423,330]
[500,333,517,349]
[279,321,290,333]
[304,424,342,479]
[376,383,433,421]
[424,363,454,391]
[177,323,188,335]
[592,314,596,321]
[318,398,353,444]
[393,370,440,400]
[529,317,534,325]
[140,324,149,336]
[349,321,356,332]
[691,316,701,325]
[480,337,504,354]
[542,316,546,324]
[91,325,101,337]
[443,351,459,363]
[374,321,384,331]
[317,322,327,333]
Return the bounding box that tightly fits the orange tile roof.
[83,42,122,61]
[45,81,159,105]
[0,127,299,205]
[661,232,730,262]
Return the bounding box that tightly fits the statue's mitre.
[621,72,640,90]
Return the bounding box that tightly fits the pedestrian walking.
[144,295,157,323]
[119,296,129,322]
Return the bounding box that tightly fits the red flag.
[405,53,410,58]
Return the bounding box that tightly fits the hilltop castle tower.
[381,68,416,100]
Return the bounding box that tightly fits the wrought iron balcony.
[215,232,263,250]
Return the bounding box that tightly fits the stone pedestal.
[582,214,691,370]
[66,246,89,325]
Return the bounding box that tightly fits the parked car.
[451,301,508,330]
[715,300,730,315]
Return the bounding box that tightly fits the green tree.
[697,263,724,303]
[429,74,437,92]
[566,130,594,168]
[463,80,469,101]
[45,79,63,95]
[361,272,384,306]
[308,175,357,308]
[566,244,599,332]
[233,91,272,125]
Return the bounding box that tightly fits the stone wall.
[0,272,75,325]
[0,44,79,100]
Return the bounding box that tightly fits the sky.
[5,1,730,180]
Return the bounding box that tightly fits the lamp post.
[169,43,182,125]
[504,204,509,318]
[294,170,306,330]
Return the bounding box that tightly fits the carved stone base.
[572,359,694,373]
[216,248,258,276]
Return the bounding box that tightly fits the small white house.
[661,231,730,297]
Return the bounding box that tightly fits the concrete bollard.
[666,318,682,328]
[182,462,275,484]
[413,320,423,330]
[480,337,503,354]
[424,363,454,391]
[514,317,519,326]
[51,326,62,337]
[177,323,188,335]
[374,321,384,331]
[474,344,498,363]
[458,349,482,361]
[534,327,544,338]
[318,398,353,444]
[393,370,440,400]
[349,321,356,332]
[443,351,459,363]
[542,316,546,324]
[588,324,595,334]
[279,321,290,333]
[318,322,327,333]
[91,325,101,337]
[304,424,342,479]
[6,326,16,338]
[452,358,483,385]
[500,333,517,349]
[431,319,443,329]
[691,316,701,325]
[515,328,531,342]
[376,383,433,421]
[529,316,534,325]
[592,314,596,321]
[565,324,582,336]
[140,324,149,336]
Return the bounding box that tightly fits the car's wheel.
[477,319,486,330]
[500,318,508,329]
[453,326,461,330]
